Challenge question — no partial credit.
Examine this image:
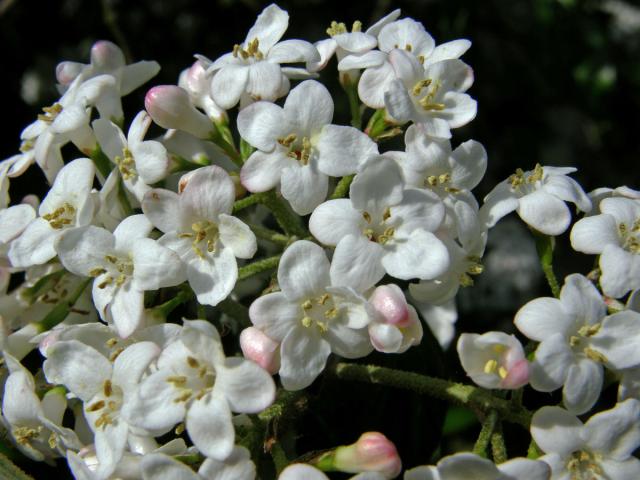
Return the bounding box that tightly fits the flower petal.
[186,394,234,460]
[279,326,331,390]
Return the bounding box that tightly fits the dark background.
[1,0,638,476]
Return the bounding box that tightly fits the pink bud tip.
[335,432,402,479]
[90,40,125,69]
[370,285,411,327]
[240,327,281,375]
[500,358,530,389]
[145,85,213,139]
[55,62,83,86]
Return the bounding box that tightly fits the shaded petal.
[382,229,450,280]
[8,219,57,268]
[563,358,603,414]
[110,284,144,338]
[330,235,385,292]
[182,165,235,219]
[113,213,153,251]
[283,80,333,134]
[240,149,295,192]
[279,327,331,390]
[529,333,574,392]
[249,292,301,341]
[309,198,362,246]
[350,157,404,214]
[132,238,186,290]
[217,357,276,413]
[219,214,257,259]
[517,190,571,235]
[141,453,199,480]
[268,39,319,64]
[211,65,249,109]
[280,163,328,215]
[112,341,161,396]
[56,225,114,276]
[599,244,640,298]
[142,188,183,233]
[186,394,234,460]
[237,101,288,152]
[531,406,584,456]
[316,125,378,176]
[132,140,170,184]
[247,61,283,102]
[358,63,396,109]
[584,398,640,459]
[480,182,519,228]
[278,240,330,300]
[514,297,570,341]
[570,214,619,254]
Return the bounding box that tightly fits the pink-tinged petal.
[121,370,187,434]
[110,284,144,338]
[563,358,603,414]
[382,229,449,280]
[517,189,571,235]
[278,240,330,300]
[239,326,280,374]
[237,101,288,151]
[584,398,640,459]
[309,198,362,246]
[211,65,249,109]
[369,323,403,353]
[142,188,183,233]
[56,225,115,276]
[531,406,584,456]
[284,80,333,134]
[249,292,300,341]
[218,214,257,259]
[268,39,319,63]
[350,156,404,214]
[570,214,619,254]
[316,125,378,176]
[246,61,283,102]
[113,214,153,251]
[186,394,234,460]
[330,235,385,292]
[358,63,396,109]
[599,244,640,298]
[280,163,328,215]
[43,340,111,401]
[240,149,295,192]
[279,326,331,390]
[141,453,200,480]
[515,297,570,341]
[529,333,574,392]
[217,357,276,413]
[245,4,289,52]
[182,165,235,219]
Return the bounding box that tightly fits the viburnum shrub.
[1,4,639,480]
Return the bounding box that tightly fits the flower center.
[362,207,395,244]
[459,256,484,287]
[114,147,137,180]
[89,253,134,289]
[300,293,339,333]
[412,79,444,111]
[566,450,603,479]
[278,134,313,166]
[423,172,460,194]
[167,356,216,404]
[86,379,124,430]
[233,38,264,61]
[509,164,544,191]
[326,20,362,36]
[37,103,63,124]
[482,344,509,380]
[618,219,640,254]
[13,425,43,447]
[179,221,220,259]
[569,323,608,363]
[42,202,77,230]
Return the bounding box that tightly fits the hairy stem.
[473,410,498,458]
[258,191,307,238]
[330,175,354,200]
[533,231,561,298]
[238,255,281,281]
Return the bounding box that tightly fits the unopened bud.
[90,40,125,70]
[315,432,401,479]
[145,85,214,139]
[369,285,410,327]
[179,61,227,121]
[240,327,280,374]
[56,61,84,86]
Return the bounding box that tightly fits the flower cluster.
[1,3,639,480]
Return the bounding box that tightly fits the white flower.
[515,274,640,414]
[8,158,96,268]
[409,299,457,350]
[122,320,275,460]
[179,60,226,121]
[1,354,82,462]
[531,399,640,479]
[55,214,186,338]
[405,453,550,480]
[347,18,471,110]
[142,166,256,306]
[279,464,385,480]
[309,157,449,290]
[43,340,160,478]
[249,240,374,390]
[141,447,255,480]
[383,50,476,139]
[238,79,378,215]
[205,4,320,109]
[481,164,591,236]
[93,110,170,201]
[457,331,529,390]
[570,196,640,298]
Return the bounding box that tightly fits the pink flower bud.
[90,40,125,70]
[56,61,84,86]
[145,85,214,139]
[240,327,280,374]
[334,432,402,479]
[369,284,410,327]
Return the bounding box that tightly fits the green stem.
[533,231,561,298]
[240,138,255,161]
[209,128,242,167]
[343,80,362,129]
[153,288,194,318]
[116,176,134,216]
[38,278,92,331]
[19,269,65,305]
[233,194,262,213]
[0,451,34,480]
[473,410,498,458]
[238,255,281,281]
[259,390,306,423]
[89,145,113,179]
[527,438,543,459]
[332,363,532,428]
[247,223,291,246]
[491,423,508,464]
[270,442,289,475]
[330,175,354,200]
[258,191,306,238]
